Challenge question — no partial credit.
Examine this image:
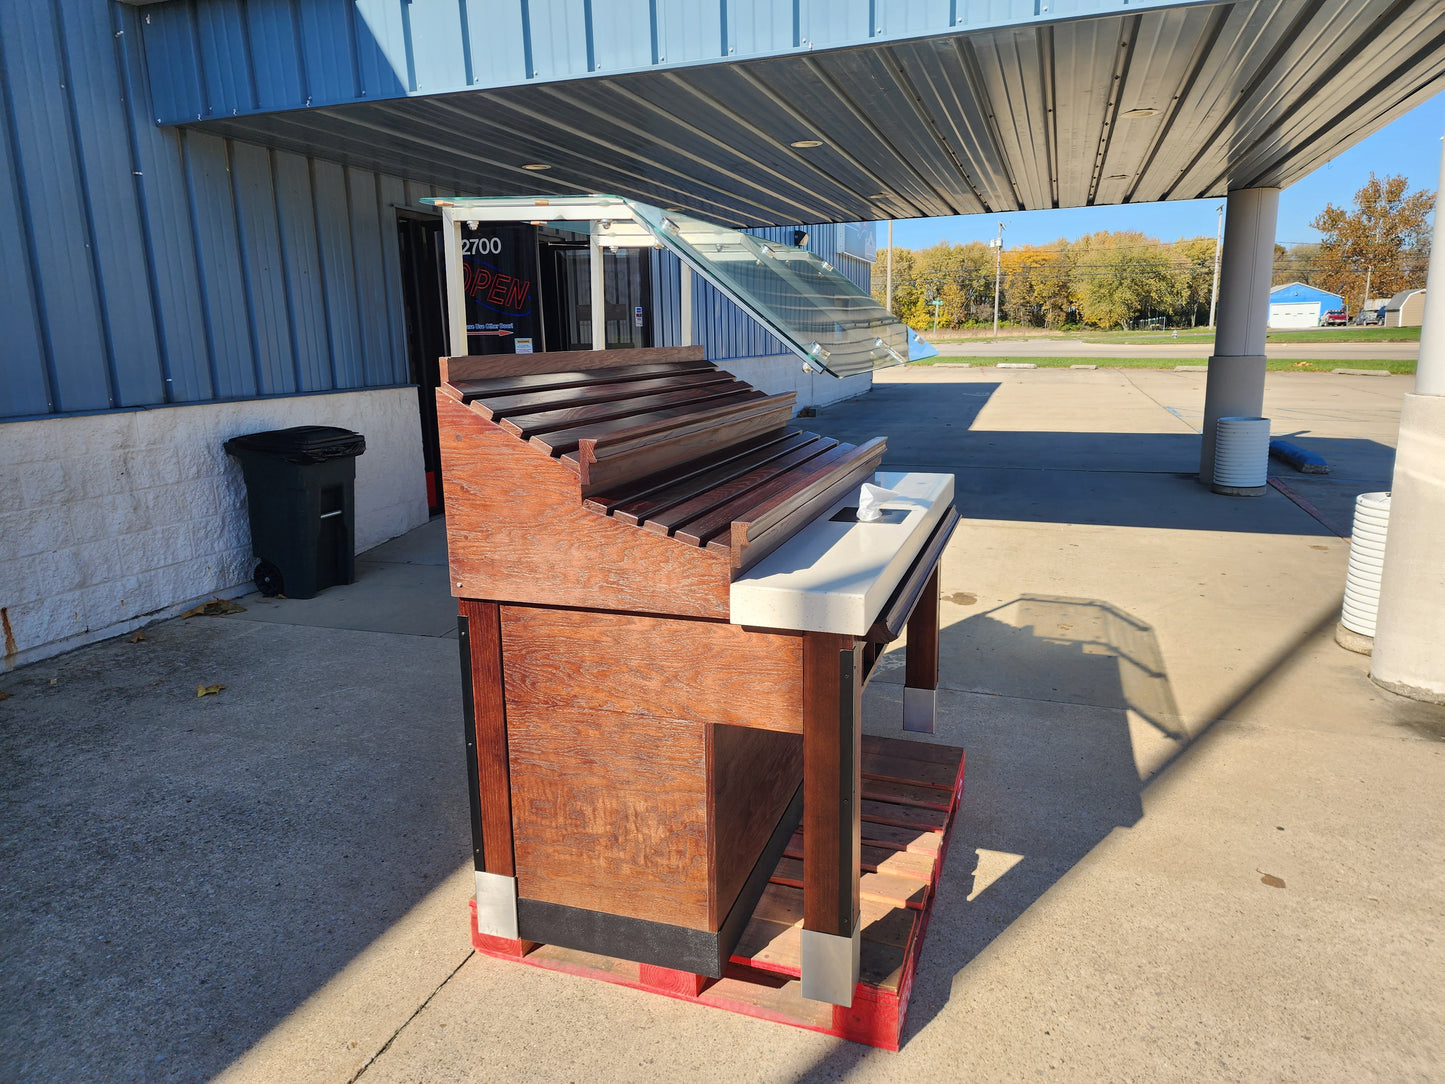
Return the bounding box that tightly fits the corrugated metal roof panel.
[168,0,1441,228]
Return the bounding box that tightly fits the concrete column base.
[1369,392,1445,703]
[1198,354,1268,484]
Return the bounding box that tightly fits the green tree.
[1072,231,1179,328]
[1310,173,1434,312]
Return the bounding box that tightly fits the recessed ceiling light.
[790,139,824,149]
[1106,174,1130,180]
[1119,108,1160,119]
[869,193,888,199]
[521,162,551,171]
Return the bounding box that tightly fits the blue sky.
[885,91,1444,252]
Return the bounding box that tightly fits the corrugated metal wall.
[0,0,431,422]
[650,223,874,359]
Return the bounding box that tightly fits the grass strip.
[915,356,1416,373]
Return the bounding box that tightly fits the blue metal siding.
[139,0,1195,124]
[1,0,433,422]
[2,1,112,414]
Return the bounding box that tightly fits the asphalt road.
[929,337,1420,360]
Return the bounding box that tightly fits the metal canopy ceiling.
[173,1,1445,229]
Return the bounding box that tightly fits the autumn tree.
[1310,173,1434,311]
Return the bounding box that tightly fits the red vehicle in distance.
[1321,309,1350,326]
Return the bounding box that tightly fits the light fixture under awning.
[423,194,910,379]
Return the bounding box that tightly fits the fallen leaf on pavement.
[0,691,9,701]
[196,683,226,698]
[181,599,247,619]
[1259,871,1286,889]
[129,631,145,643]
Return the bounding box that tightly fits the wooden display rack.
[438,345,960,1020]
[469,734,964,1050]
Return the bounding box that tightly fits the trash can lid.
[223,426,366,464]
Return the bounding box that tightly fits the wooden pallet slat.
[470,739,965,1052]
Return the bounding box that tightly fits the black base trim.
[516,782,805,978]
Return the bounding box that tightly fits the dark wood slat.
[860,777,954,811]
[905,566,940,693]
[862,734,965,769]
[441,347,708,386]
[584,430,802,518]
[446,358,716,401]
[647,438,841,542]
[458,599,516,878]
[614,433,819,527]
[802,634,860,939]
[501,381,755,439]
[867,507,960,643]
[861,798,947,832]
[569,396,797,493]
[715,439,888,569]
[532,390,769,458]
[473,370,737,420]
[861,754,959,790]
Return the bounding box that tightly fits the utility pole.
[990,221,1005,337]
[886,220,894,314]
[1363,266,1372,321]
[1208,203,1224,328]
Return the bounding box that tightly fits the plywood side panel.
[436,394,731,618]
[499,606,802,733]
[710,724,802,926]
[507,704,711,930]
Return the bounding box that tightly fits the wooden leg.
[903,567,940,735]
[801,633,861,1007]
[458,600,519,938]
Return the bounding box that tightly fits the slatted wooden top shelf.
[441,355,886,576]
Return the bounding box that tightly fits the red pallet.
[470,734,965,1050]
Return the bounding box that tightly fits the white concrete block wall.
[1,388,427,670]
[719,356,873,412]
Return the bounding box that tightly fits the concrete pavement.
[2,369,1441,1082]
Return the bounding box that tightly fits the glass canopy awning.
[422,195,911,379]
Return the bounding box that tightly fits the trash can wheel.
[254,560,284,598]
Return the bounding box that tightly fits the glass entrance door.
[540,240,653,352]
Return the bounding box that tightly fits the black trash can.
[223,426,366,599]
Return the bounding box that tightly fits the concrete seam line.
[349,951,475,1082]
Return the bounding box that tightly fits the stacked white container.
[1340,492,1392,639]
[1212,416,1272,494]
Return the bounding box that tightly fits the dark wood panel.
[458,599,516,877]
[451,358,715,401]
[905,566,940,693]
[711,725,803,926]
[474,370,734,419]
[802,634,861,938]
[652,438,840,544]
[720,438,889,573]
[441,346,707,383]
[861,754,959,790]
[569,397,799,494]
[503,382,754,440]
[507,704,712,930]
[499,606,803,733]
[529,389,768,457]
[862,734,966,768]
[437,394,731,617]
[593,430,810,525]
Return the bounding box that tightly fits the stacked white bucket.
[1340,492,1392,638]
[1212,416,1272,491]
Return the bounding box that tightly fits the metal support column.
[1199,187,1279,484]
[590,222,606,351]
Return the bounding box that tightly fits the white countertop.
[729,471,954,635]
